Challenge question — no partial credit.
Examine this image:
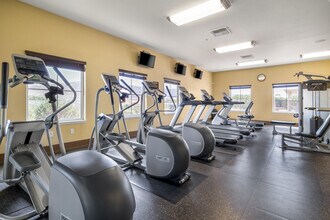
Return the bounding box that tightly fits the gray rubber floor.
[1,125,330,220]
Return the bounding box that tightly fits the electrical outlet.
[49,131,54,138]
[70,128,74,135]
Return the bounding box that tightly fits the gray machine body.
[49,151,135,220]
[182,122,215,157]
[299,80,330,141]
[1,55,136,220]
[146,128,190,179]
[92,74,191,184]
[3,121,51,214]
[139,81,215,160]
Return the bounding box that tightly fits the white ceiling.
[20,0,330,72]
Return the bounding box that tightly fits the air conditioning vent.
[210,27,231,37]
[240,55,254,59]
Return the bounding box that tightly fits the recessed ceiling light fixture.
[300,50,330,59]
[214,41,256,54]
[236,59,268,67]
[168,0,231,26]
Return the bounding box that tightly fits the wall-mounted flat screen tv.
[193,69,203,79]
[175,63,186,75]
[138,51,155,68]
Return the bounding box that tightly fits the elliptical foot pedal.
[173,172,191,186]
[223,139,238,145]
[192,154,216,162]
[204,154,216,162]
[103,132,127,141]
[9,151,41,173]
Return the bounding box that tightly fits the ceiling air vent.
[240,55,254,59]
[210,27,231,37]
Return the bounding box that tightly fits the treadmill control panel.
[178,86,191,99]
[201,89,213,101]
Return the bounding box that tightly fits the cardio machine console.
[144,81,159,91]
[201,89,212,100]
[101,74,120,89]
[178,86,191,99]
[12,54,49,78]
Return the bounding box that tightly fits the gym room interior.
[0,0,329,219]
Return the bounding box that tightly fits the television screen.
[175,63,186,75]
[193,69,203,79]
[138,51,155,68]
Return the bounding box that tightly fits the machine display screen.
[201,89,211,99]
[102,74,120,88]
[145,81,159,90]
[14,56,48,76]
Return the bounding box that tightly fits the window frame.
[25,51,86,124]
[118,70,147,119]
[272,83,299,114]
[229,85,252,112]
[163,78,180,114]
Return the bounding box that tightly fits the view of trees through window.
[119,75,144,117]
[164,82,178,112]
[273,84,298,112]
[230,86,251,111]
[27,67,84,122]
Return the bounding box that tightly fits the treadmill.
[189,89,253,136]
[169,86,242,145]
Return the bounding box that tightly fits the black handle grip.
[1,62,9,108]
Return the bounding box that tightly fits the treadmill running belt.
[125,169,207,204]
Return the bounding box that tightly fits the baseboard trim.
[0,130,137,166]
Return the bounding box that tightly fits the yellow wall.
[212,60,330,122]
[0,0,212,153]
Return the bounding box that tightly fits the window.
[119,70,147,118]
[26,51,85,123]
[273,83,299,113]
[229,85,252,111]
[164,78,180,113]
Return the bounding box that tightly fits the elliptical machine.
[137,80,216,162]
[90,73,191,185]
[0,55,135,220]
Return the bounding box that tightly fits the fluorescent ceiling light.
[214,41,256,54]
[236,59,268,67]
[168,0,231,26]
[300,51,330,59]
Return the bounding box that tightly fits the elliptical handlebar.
[0,62,9,141]
[45,67,77,128]
[141,81,177,113]
[119,79,140,114]
[162,85,176,113]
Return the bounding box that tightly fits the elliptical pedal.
[192,153,216,162]
[174,172,191,186]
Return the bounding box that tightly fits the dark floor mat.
[214,145,246,155]
[192,151,234,169]
[0,184,33,215]
[125,169,207,204]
